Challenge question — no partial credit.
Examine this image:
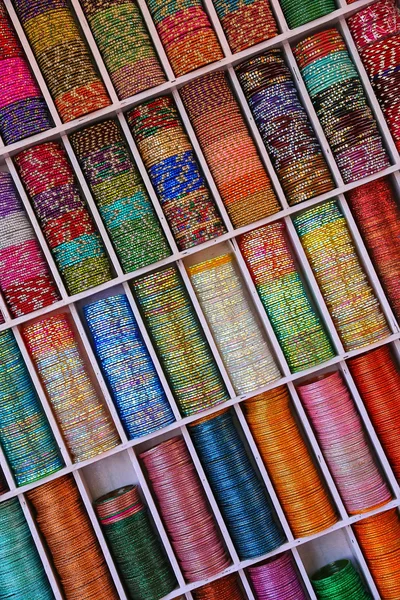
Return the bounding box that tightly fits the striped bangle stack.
[22,313,120,463]
[236,50,334,205]
[0,2,52,144]
[70,119,171,273]
[15,142,113,295]
[13,0,110,122]
[0,172,59,317]
[80,0,166,99]
[127,95,225,250]
[180,71,280,229]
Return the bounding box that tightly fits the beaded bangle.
[236,50,334,206]
[180,71,280,229]
[14,0,110,123]
[70,119,171,272]
[14,141,113,296]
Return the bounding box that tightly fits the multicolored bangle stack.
[280,0,335,29]
[147,0,223,77]
[132,266,229,416]
[80,0,165,99]
[293,201,390,351]
[83,294,175,439]
[311,559,371,599]
[0,2,52,144]
[348,345,400,480]
[180,71,280,229]
[297,371,391,514]
[247,552,308,599]
[347,177,400,320]
[0,498,54,599]
[15,142,112,296]
[348,0,400,152]
[94,485,177,600]
[70,119,171,273]
[236,50,334,205]
[22,313,119,463]
[140,437,230,582]
[239,222,335,372]
[353,508,400,599]
[193,574,245,599]
[0,329,63,486]
[243,386,337,538]
[189,410,284,560]
[0,172,59,317]
[27,475,118,600]
[13,0,110,123]
[212,0,278,53]
[293,29,390,183]
[187,254,280,394]
[127,96,225,250]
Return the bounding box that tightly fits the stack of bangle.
[311,559,371,599]
[15,142,113,295]
[280,0,336,29]
[293,200,390,351]
[0,172,59,317]
[239,222,335,372]
[294,29,390,183]
[236,50,334,205]
[0,2,52,144]
[212,0,278,53]
[193,574,245,599]
[180,71,280,229]
[127,96,225,250]
[347,177,400,320]
[14,0,110,122]
[80,0,165,99]
[247,552,308,599]
[348,0,400,152]
[187,253,280,394]
[70,119,171,273]
[147,0,223,77]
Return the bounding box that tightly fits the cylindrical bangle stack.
[13,0,110,122]
[94,485,177,600]
[192,573,245,599]
[0,172,59,317]
[127,96,225,250]
[347,177,400,320]
[70,119,171,273]
[0,329,63,486]
[27,474,118,600]
[15,142,113,295]
[80,0,166,99]
[187,253,280,394]
[243,386,337,538]
[311,559,371,599]
[353,508,400,599]
[147,0,223,77]
[83,294,175,439]
[180,71,280,229]
[236,50,334,205]
[22,313,119,462]
[212,0,278,54]
[247,552,308,599]
[348,0,400,152]
[348,345,400,480]
[293,29,390,183]
[293,201,390,351]
[297,371,391,514]
[132,266,229,416]
[0,498,54,599]
[189,410,284,560]
[239,222,335,372]
[280,0,336,29]
[140,437,230,582]
[0,2,52,144]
